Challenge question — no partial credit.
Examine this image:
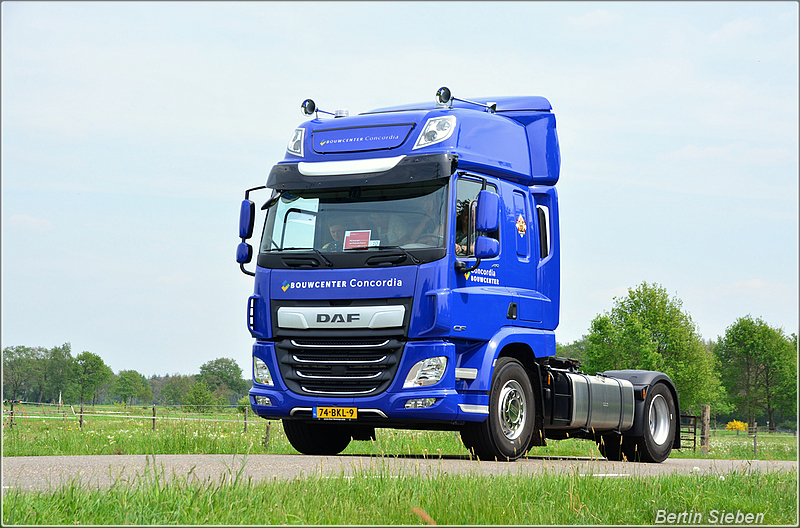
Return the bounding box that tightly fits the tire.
[598,433,638,461]
[598,433,624,461]
[282,420,351,455]
[460,357,535,461]
[626,383,676,463]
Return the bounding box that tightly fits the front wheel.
[282,420,351,455]
[460,357,535,461]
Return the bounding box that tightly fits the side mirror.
[239,199,256,239]
[475,190,499,232]
[475,236,499,259]
[236,242,253,264]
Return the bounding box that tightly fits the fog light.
[405,398,436,409]
[254,357,274,386]
[404,356,447,387]
[253,395,272,406]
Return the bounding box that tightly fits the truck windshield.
[260,180,449,257]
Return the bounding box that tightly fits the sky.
[2,1,797,378]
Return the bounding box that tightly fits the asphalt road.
[3,454,797,493]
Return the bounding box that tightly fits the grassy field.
[2,403,797,461]
[2,462,797,525]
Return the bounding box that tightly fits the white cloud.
[660,142,793,166]
[8,214,53,231]
[565,9,621,31]
[698,279,795,304]
[708,17,765,44]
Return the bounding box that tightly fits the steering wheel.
[415,234,443,246]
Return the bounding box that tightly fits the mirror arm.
[454,257,481,274]
[239,262,255,277]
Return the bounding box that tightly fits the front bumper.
[248,339,489,425]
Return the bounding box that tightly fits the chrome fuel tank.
[554,373,635,431]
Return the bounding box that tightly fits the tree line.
[2,347,251,411]
[557,282,797,431]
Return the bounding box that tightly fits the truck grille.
[275,338,403,397]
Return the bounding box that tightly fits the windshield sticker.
[516,214,527,238]
[463,268,500,285]
[343,230,371,250]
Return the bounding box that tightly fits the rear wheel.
[460,357,535,461]
[638,383,676,462]
[282,420,351,455]
[622,383,676,463]
[598,433,638,461]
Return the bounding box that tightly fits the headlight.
[404,356,448,387]
[287,128,304,156]
[412,116,456,150]
[253,357,274,386]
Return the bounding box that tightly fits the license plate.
[313,407,357,420]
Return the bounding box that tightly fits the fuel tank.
[549,373,635,431]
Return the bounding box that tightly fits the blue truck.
[237,87,680,462]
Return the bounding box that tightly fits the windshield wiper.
[271,247,333,267]
[348,245,421,264]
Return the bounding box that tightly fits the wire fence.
[3,400,257,433]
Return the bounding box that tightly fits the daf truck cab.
[237,88,680,462]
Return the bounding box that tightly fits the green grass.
[2,463,796,525]
[2,403,797,461]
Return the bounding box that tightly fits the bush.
[236,396,250,414]
[726,420,747,432]
[183,381,220,413]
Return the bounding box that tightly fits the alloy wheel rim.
[649,394,670,445]
[498,380,526,440]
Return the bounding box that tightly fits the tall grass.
[3,462,796,525]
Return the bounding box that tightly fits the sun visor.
[267,153,458,190]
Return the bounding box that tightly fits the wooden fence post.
[263,421,271,448]
[244,406,248,433]
[152,405,156,431]
[700,405,710,455]
[753,423,758,458]
[79,403,84,429]
[7,401,15,429]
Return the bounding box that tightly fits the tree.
[183,381,220,413]
[715,316,797,430]
[26,346,50,403]
[2,346,38,401]
[113,370,153,406]
[73,352,113,405]
[583,281,725,413]
[556,337,589,365]
[44,343,76,404]
[161,374,195,405]
[196,358,248,396]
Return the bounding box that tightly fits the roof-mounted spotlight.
[436,87,452,106]
[434,87,496,113]
[301,98,336,118]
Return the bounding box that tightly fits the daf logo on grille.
[277,305,405,329]
[316,313,360,323]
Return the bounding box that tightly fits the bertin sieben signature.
[655,510,766,525]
